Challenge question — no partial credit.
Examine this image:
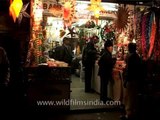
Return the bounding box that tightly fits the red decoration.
[104,27,110,33]
[63,0,75,27]
[148,14,156,58]
[64,8,70,19]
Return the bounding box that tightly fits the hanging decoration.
[135,7,143,54]
[85,20,96,28]
[67,27,78,38]
[100,23,115,41]
[141,13,147,59]
[147,12,156,59]
[114,6,130,31]
[87,0,105,18]
[9,0,23,22]
[141,11,157,60]
[154,20,160,61]
[60,29,66,38]
[26,0,45,66]
[17,3,30,24]
[63,0,76,27]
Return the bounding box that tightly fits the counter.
[92,60,125,102]
[23,65,71,111]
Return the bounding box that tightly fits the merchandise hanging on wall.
[141,10,157,60]
[153,12,160,61]
[17,3,30,24]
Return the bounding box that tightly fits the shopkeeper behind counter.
[54,37,73,66]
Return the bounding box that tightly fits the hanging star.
[86,0,105,18]
[67,27,78,38]
[9,0,23,22]
[18,3,30,24]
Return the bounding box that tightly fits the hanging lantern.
[87,0,105,18]
[94,9,100,18]
[64,2,72,20]
[63,0,76,27]
[9,0,23,22]
[91,0,101,5]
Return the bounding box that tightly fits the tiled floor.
[70,75,120,110]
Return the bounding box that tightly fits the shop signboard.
[43,0,59,15]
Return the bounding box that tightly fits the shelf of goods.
[23,65,71,112]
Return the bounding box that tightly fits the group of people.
[82,38,143,120]
[0,35,143,119]
[50,36,142,120]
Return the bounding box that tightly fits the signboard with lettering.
[43,0,59,15]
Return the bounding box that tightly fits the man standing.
[0,47,10,114]
[54,37,73,66]
[122,43,142,120]
[98,40,116,103]
[0,47,10,87]
[82,41,97,92]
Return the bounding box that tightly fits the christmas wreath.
[100,25,115,41]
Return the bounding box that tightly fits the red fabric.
[154,20,160,61]
[148,14,156,58]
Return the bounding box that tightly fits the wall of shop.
[0,0,30,86]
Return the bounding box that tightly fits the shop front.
[22,0,160,111]
[24,0,119,111]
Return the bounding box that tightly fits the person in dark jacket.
[54,37,73,66]
[122,43,142,120]
[0,47,10,113]
[98,40,116,103]
[0,47,10,86]
[82,41,97,92]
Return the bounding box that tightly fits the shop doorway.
[42,1,120,111]
[70,74,117,110]
[70,74,99,110]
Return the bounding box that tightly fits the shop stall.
[25,0,134,106]
[90,3,160,103]
[24,0,74,111]
[23,0,160,110]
